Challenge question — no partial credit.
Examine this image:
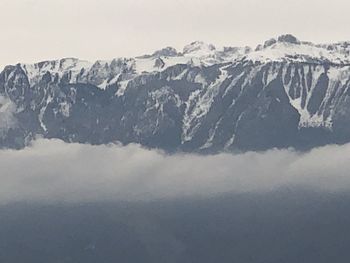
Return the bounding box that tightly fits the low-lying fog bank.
[0,138,349,204]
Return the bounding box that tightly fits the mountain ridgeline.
[1,34,350,152]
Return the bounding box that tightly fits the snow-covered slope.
[243,34,350,64]
[18,41,250,89]
[18,35,350,90]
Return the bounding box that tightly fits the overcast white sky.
[1,0,350,66]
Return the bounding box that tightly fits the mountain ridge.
[1,34,350,152]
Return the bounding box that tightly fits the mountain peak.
[183,41,216,55]
[277,34,300,44]
[261,34,300,49]
[139,47,179,59]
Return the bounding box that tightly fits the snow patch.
[0,96,17,135]
[182,67,228,142]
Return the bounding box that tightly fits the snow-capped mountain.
[1,34,350,152]
[248,35,350,64]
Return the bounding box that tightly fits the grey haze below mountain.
[2,34,350,152]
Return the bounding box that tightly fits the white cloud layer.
[0,139,349,204]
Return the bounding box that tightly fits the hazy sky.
[1,0,350,66]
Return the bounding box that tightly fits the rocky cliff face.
[1,35,350,152]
